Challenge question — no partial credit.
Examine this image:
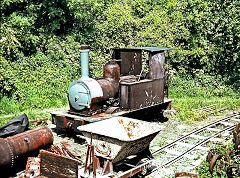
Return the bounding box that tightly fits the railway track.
[154,113,239,165]
[150,112,240,175]
[192,104,227,115]
[117,111,240,177]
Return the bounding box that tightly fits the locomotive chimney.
[80,44,89,78]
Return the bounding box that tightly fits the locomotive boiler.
[68,44,120,113]
[52,44,173,132]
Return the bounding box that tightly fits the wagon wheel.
[227,164,240,177]
[135,157,152,178]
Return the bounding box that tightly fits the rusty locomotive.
[52,44,172,132]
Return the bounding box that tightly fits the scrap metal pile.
[0,113,166,178]
[0,114,83,177]
[205,123,240,177]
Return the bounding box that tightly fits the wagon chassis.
[51,98,172,134]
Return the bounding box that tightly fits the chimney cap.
[81,44,89,50]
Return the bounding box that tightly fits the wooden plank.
[165,150,197,160]
[165,149,182,156]
[230,118,240,122]
[190,135,207,140]
[206,128,222,132]
[210,138,224,142]
[219,121,235,126]
[172,141,209,151]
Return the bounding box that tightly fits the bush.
[0,0,239,115]
[170,70,237,98]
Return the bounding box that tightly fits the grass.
[171,96,240,122]
[0,72,239,127]
[169,73,240,122]
[0,109,54,128]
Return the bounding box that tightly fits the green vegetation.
[169,70,240,121]
[197,142,239,177]
[0,0,239,123]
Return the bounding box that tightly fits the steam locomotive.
[52,44,173,132]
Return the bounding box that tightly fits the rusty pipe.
[0,126,53,168]
[97,61,120,100]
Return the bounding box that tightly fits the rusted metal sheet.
[206,150,220,173]
[51,110,112,133]
[112,49,142,76]
[0,126,53,168]
[149,52,165,79]
[78,117,165,163]
[120,51,142,75]
[120,79,164,110]
[49,142,83,163]
[52,114,74,129]
[29,118,48,125]
[97,80,118,101]
[97,61,120,101]
[24,157,41,177]
[233,123,240,151]
[40,150,81,178]
[175,172,198,178]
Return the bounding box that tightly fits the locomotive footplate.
[51,99,171,133]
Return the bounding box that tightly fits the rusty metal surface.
[29,118,48,126]
[83,134,100,178]
[49,142,83,163]
[52,114,74,129]
[103,61,120,81]
[112,49,142,76]
[40,150,81,178]
[149,52,165,79]
[24,157,41,177]
[97,61,120,100]
[80,44,88,50]
[105,107,120,114]
[208,153,220,173]
[175,172,198,178]
[97,79,118,100]
[0,126,53,168]
[233,123,240,151]
[120,75,138,82]
[51,110,114,133]
[102,159,113,175]
[78,117,164,163]
[120,79,164,110]
[120,51,142,75]
[0,138,13,167]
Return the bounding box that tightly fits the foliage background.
[0,0,239,115]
